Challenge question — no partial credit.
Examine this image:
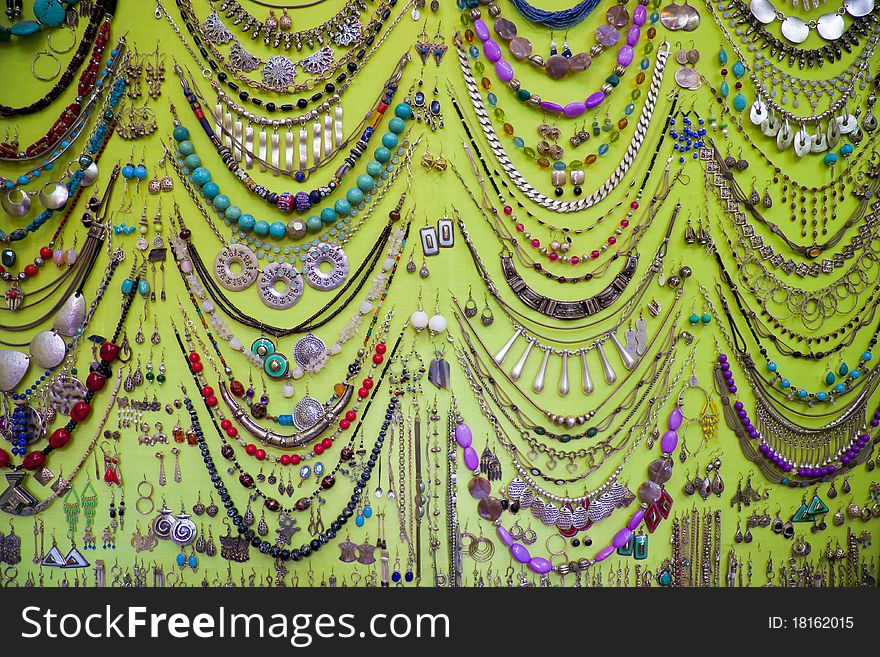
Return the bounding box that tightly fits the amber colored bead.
[636,71,646,85]
[481,77,491,90]
[464,28,474,42]
[537,157,551,169]
[334,383,346,396]
[585,154,598,166]
[618,118,628,130]
[503,123,515,136]
[172,426,185,443]
[230,380,245,397]
[647,27,656,39]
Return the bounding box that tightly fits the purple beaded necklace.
[468,2,648,118]
[452,398,677,577]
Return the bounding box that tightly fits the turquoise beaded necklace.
[169,102,414,263]
[0,0,79,41]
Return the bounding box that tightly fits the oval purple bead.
[529,557,553,574]
[455,423,472,448]
[627,26,641,47]
[634,4,647,25]
[617,45,634,67]
[612,528,633,549]
[540,101,564,114]
[495,59,515,82]
[497,525,514,547]
[563,101,587,118]
[484,39,502,63]
[474,18,490,42]
[627,509,645,531]
[667,407,683,431]
[595,545,615,562]
[511,542,531,564]
[660,430,679,454]
[463,446,480,471]
[584,91,606,109]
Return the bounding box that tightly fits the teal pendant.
[719,47,728,65]
[720,81,730,98]
[733,93,747,112]
[634,532,648,560]
[825,371,836,385]
[137,279,150,296]
[838,362,849,376]
[617,535,634,556]
[34,0,66,27]
[732,60,746,77]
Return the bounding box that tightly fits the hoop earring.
[47,26,77,54]
[32,50,61,82]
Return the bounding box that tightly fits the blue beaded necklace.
[0,0,79,41]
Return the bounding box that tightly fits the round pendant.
[749,0,776,23]
[69,159,99,187]
[793,127,812,157]
[674,67,700,89]
[251,337,276,360]
[292,395,323,430]
[303,244,349,291]
[264,353,289,379]
[214,243,258,291]
[48,376,86,415]
[780,16,809,43]
[816,12,845,40]
[845,0,874,17]
[0,404,47,445]
[29,330,67,369]
[660,1,688,29]
[170,513,197,546]
[293,333,326,371]
[776,121,794,150]
[810,128,829,152]
[38,181,69,210]
[837,113,859,135]
[749,100,769,126]
[52,293,86,337]
[0,351,30,391]
[257,261,303,309]
[1,188,32,217]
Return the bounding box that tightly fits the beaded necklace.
[452,34,672,212]
[172,64,411,215]
[0,0,112,117]
[0,21,117,162]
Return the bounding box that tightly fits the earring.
[406,248,417,274]
[734,521,743,543]
[428,292,447,336]
[464,287,478,318]
[32,49,61,81]
[419,258,429,279]
[414,20,432,65]
[410,291,429,332]
[432,23,447,66]
[480,294,494,326]
[145,45,165,100]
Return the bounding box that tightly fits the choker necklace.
[0,0,114,118]
[452,35,671,212]
[509,0,605,29]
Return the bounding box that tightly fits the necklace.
[452,33,671,212]
[462,2,650,114]
[509,0,604,29]
[194,51,410,182]
[172,62,411,215]
[206,0,366,52]
[744,0,875,43]
[157,0,410,114]
[0,23,118,162]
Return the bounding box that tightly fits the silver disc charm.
[749,0,776,23]
[303,244,349,291]
[257,261,303,309]
[29,331,67,369]
[214,243,258,291]
[38,181,69,210]
[48,376,87,416]
[845,0,874,17]
[52,293,86,337]
[292,395,323,430]
[780,16,809,43]
[816,13,845,40]
[293,333,327,371]
[0,351,30,391]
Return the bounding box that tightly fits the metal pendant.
[1,188,31,217]
[793,126,812,157]
[510,340,534,381]
[420,225,439,256]
[38,181,69,210]
[674,66,700,90]
[816,13,845,41]
[292,396,324,431]
[0,351,30,391]
[214,243,258,291]
[558,351,570,396]
[29,331,67,369]
[303,244,349,291]
[749,0,776,23]
[292,333,327,372]
[749,100,769,126]
[596,342,617,384]
[780,16,809,44]
[580,350,594,394]
[52,292,86,337]
[861,109,877,133]
[437,217,454,248]
[0,405,46,445]
[845,0,874,16]
[48,376,86,416]
[257,262,303,310]
[776,120,794,150]
[532,348,550,393]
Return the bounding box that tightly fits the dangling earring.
[827,481,838,499]
[414,20,432,65]
[464,286,478,318]
[406,248,416,274]
[842,477,851,494]
[480,294,494,326]
[762,185,772,208]
[410,290,429,333]
[734,521,743,543]
[432,23,447,66]
[429,345,451,389]
[428,291,447,336]
[419,258,429,279]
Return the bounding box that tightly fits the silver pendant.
[749,0,776,23]
[38,181,69,210]
[299,46,334,76]
[437,217,454,248]
[580,350,594,394]
[793,126,812,157]
[0,351,30,391]
[749,100,768,126]
[29,331,67,369]
[262,55,297,89]
[52,293,86,337]
[292,333,327,371]
[558,351,570,396]
[532,348,550,393]
[845,0,874,16]
[257,262,303,310]
[596,342,617,384]
[303,244,348,291]
[1,188,31,217]
[292,396,324,431]
[510,340,534,381]
[48,376,86,416]
[780,16,809,44]
[214,243,259,291]
[420,225,439,256]
[815,13,844,40]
